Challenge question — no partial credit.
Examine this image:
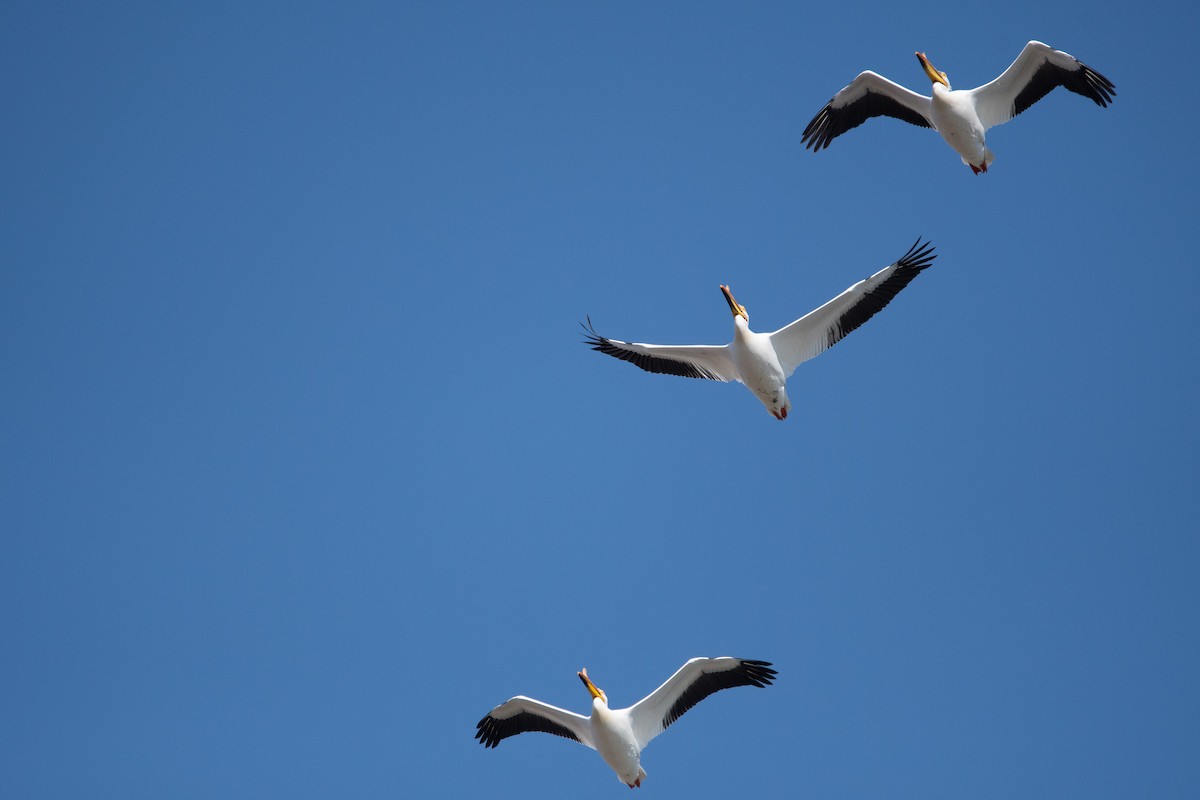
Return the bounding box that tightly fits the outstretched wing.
[582,318,739,382]
[768,239,937,376]
[475,696,596,750]
[802,70,933,152]
[627,657,776,750]
[970,40,1115,130]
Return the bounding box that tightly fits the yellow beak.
[916,52,949,87]
[578,668,604,700]
[720,285,748,320]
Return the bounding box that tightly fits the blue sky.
[3,2,1198,798]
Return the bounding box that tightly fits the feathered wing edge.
[973,41,1115,129]
[769,239,937,375]
[475,696,596,750]
[802,71,933,152]
[627,657,777,749]
[581,317,738,382]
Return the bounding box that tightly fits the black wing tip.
[582,316,635,360]
[1080,63,1117,106]
[579,316,628,359]
[895,237,937,272]
[737,658,778,687]
[580,315,607,350]
[800,104,835,151]
[801,103,848,152]
[1063,53,1115,107]
[474,716,502,748]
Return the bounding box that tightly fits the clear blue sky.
[3,2,1198,798]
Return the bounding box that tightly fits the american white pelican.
[583,239,936,420]
[475,657,776,788]
[801,41,1115,173]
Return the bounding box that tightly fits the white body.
[589,701,647,786]
[929,82,993,171]
[730,316,791,419]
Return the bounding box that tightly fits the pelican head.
[916,52,950,88]
[720,285,749,322]
[578,668,607,705]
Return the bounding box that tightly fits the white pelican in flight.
[475,657,776,788]
[801,41,1115,173]
[583,239,936,420]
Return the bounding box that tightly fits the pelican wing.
[802,71,933,151]
[627,657,776,749]
[475,696,596,750]
[768,239,937,376]
[582,318,739,382]
[970,40,1115,130]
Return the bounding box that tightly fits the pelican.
[583,239,936,420]
[801,41,1115,173]
[475,657,776,788]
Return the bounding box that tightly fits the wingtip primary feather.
[1081,64,1116,106]
[737,659,778,687]
[475,715,502,748]
[896,238,937,272]
[580,315,612,352]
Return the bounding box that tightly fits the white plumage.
[476,657,776,787]
[802,41,1115,173]
[584,239,937,420]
